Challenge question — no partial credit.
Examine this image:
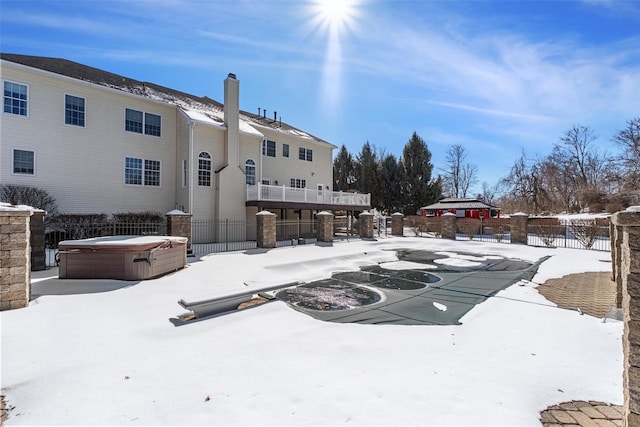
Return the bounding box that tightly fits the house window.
[245,159,256,185]
[182,159,188,188]
[125,109,143,133]
[125,157,160,186]
[144,160,161,186]
[262,139,276,157]
[4,81,28,116]
[65,94,85,127]
[299,147,313,162]
[125,108,161,136]
[198,152,212,187]
[145,112,161,137]
[12,149,35,175]
[283,143,289,158]
[290,178,306,189]
[125,157,143,185]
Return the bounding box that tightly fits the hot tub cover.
[58,235,188,251]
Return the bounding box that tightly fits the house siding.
[256,128,333,192]
[1,56,341,223]
[1,61,177,214]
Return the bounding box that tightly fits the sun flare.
[313,0,358,33]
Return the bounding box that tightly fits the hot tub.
[58,236,188,280]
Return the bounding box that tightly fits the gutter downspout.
[188,120,195,215]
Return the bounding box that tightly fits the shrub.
[0,184,58,213]
[45,213,109,247]
[569,219,600,249]
[528,221,565,247]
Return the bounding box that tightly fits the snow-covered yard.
[1,237,622,426]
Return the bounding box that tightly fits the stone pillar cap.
[511,212,529,217]
[317,211,333,216]
[256,210,276,216]
[359,212,373,216]
[392,212,404,216]
[166,209,190,215]
[442,212,456,217]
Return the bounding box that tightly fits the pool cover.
[276,252,549,326]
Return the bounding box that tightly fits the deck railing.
[246,184,370,207]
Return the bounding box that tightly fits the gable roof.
[421,197,499,211]
[1,53,335,148]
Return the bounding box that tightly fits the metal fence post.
[225,218,229,252]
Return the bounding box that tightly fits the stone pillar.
[166,210,192,254]
[391,212,404,236]
[30,209,46,271]
[441,213,457,240]
[510,212,529,245]
[613,220,624,307]
[256,211,276,248]
[0,206,32,311]
[611,206,640,427]
[316,211,334,243]
[359,212,374,239]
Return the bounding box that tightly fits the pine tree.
[355,142,380,207]
[402,132,440,215]
[332,144,355,191]
[377,153,402,214]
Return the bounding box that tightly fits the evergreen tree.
[332,144,355,191]
[377,153,402,214]
[355,141,380,207]
[401,132,440,215]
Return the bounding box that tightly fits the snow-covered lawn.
[1,237,622,426]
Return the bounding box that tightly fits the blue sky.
[1,0,639,193]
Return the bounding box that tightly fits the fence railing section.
[527,218,611,251]
[191,219,257,254]
[246,184,370,207]
[275,219,316,247]
[405,215,610,251]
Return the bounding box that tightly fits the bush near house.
[0,184,58,213]
[45,211,166,248]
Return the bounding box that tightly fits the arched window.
[245,159,256,185]
[198,151,212,187]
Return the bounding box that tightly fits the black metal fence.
[191,219,257,254]
[405,215,611,251]
[275,219,316,247]
[527,218,611,251]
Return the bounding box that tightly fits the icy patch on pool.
[378,261,437,271]
[434,258,482,268]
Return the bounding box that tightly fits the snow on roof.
[421,198,499,211]
[182,109,224,127]
[1,53,329,146]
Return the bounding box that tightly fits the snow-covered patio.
[1,237,622,426]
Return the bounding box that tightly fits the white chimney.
[223,73,239,166]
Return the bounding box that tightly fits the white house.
[0,54,370,224]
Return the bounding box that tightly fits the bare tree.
[442,144,477,198]
[500,150,550,214]
[612,117,640,191]
[479,181,500,205]
[549,125,611,210]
